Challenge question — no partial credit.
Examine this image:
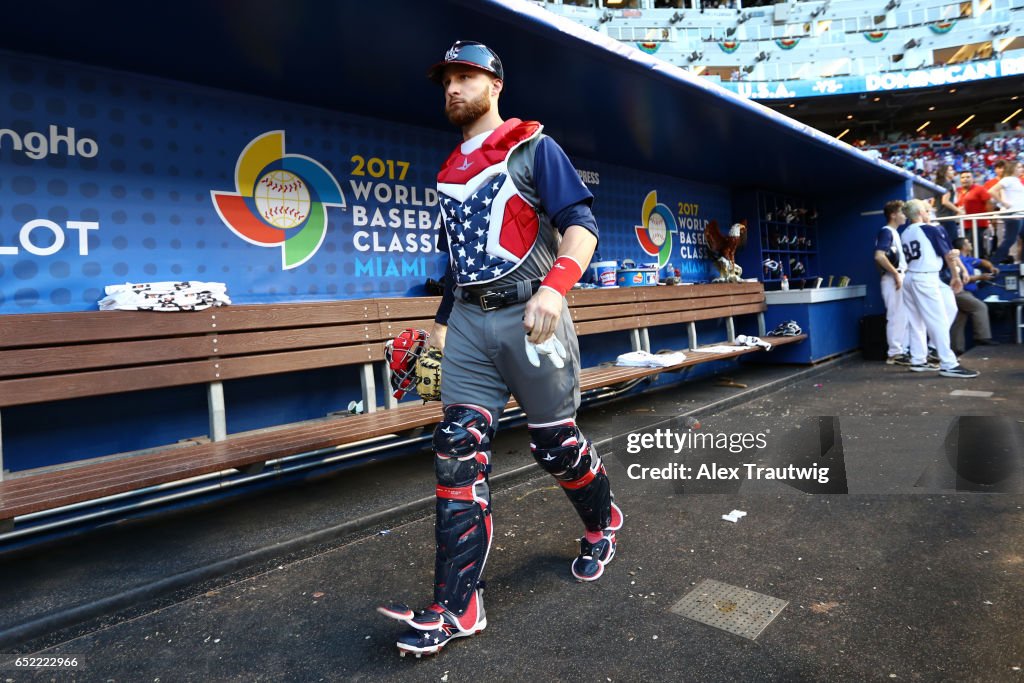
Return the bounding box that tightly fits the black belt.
[460,279,541,311]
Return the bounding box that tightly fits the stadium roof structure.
[0,0,940,197]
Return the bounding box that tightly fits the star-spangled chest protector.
[436,118,546,286]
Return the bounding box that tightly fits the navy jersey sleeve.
[436,225,449,255]
[533,136,599,238]
[434,229,455,325]
[922,224,951,257]
[434,261,455,325]
[874,228,893,252]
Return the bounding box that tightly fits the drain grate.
[670,579,788,640]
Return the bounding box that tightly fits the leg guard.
[432,404,494,617]
[529,420,617,533]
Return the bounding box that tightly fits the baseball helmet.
[385,328,429,400]
[427,40,504,83]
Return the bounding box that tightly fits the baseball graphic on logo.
[254,170,310,229]
[647,211,667,246]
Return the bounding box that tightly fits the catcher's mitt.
[415,347,443,402]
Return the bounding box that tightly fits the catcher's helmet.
[427,41,504,83]
[385,328,428,400]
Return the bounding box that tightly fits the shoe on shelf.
[940,365,979,378]
[886,353,911,366]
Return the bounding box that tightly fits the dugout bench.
[0,282,804,529]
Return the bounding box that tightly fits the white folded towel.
[615,350,686,368]
[99,281,231,311]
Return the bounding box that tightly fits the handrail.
[928,208,1024,258]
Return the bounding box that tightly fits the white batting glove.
[525,335,567,368]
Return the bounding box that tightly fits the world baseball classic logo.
[634,190,677,269]
[211,131,346,269]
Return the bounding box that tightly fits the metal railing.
[930,207,1024,259]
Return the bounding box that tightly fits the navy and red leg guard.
[432,404,493,616]
[378,404,494,641]
[529,420,619,533]
[530,419,623,581]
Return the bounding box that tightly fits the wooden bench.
[0,301,388,523]
[0,282,803,528]
[566,281,807,389]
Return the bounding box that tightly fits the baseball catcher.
[377,40,622,658]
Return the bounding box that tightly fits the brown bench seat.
[0,282,803,527]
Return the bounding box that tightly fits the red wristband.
[540,256,584,296]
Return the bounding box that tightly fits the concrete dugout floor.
[0,344,1022,682]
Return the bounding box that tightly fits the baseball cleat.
[377,602,444,630]
[909,363,940,372]
[767,320,802,337]
[886,353,911,366]
[571,502,623,582]
[571,533,616,582]
[392,588,487,658]
[940,365,979,378]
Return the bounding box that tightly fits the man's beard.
[446,91,490,127]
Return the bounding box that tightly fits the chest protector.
[437,118,543,286]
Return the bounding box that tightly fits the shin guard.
[529,420,615,533]
[432,404,494,616]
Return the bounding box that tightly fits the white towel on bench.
[615,350,686,368]
[99,281,231,312]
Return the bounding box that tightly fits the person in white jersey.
[900,199,979,378]
[873,199,910,365]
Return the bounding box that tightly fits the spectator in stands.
[989,160,1024,264]
[983,159,1007,192]
[950,238,999,353]
[956,170,994,255]
[934,164,962,224]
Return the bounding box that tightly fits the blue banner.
[1,52,727,313]
[719,55,1024,100]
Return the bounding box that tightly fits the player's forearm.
[430,323,448,351]
[944,253,962,282]
[873,250,899,276]
[538,225,598,297]
[558,225,598,270]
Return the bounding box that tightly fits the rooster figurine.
[704,219,747,283]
